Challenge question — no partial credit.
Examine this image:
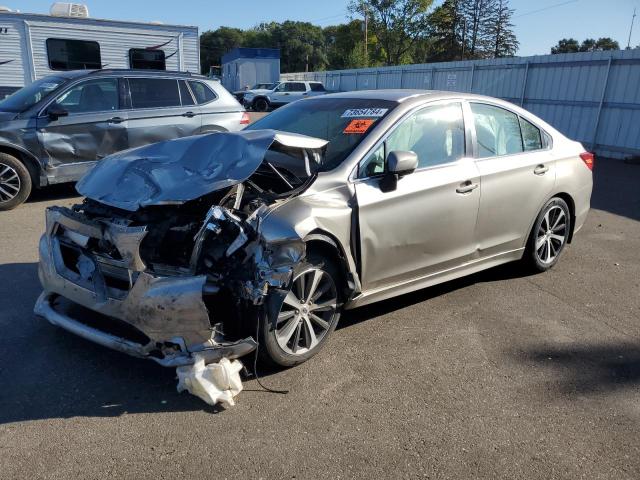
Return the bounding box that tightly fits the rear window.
[47,39,101,70]
[310,83,325,92]
[129,49,166,70]
[129,78,180,109]
[246,97,397,171]
[188,81,217,104]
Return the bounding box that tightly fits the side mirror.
[388,151,418,174]
[47,106,68,121]
[380,151,418,192]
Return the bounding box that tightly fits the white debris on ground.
[176,355,244,407]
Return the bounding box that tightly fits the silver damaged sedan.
[35,90,593,368]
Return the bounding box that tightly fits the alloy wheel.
[0,162,20,203]
[535,205,567,264]
[275,267,338,355]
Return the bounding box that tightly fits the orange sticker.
[343,118,375,134]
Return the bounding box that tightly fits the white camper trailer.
[0,3,200,97]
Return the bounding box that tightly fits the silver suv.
[0,70,247,210]
[243,80,326,111]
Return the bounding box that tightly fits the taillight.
[579,152,594,170]
[240,112,250,125]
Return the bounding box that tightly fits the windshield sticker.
[341,108,388,118]
[343,119,375,134]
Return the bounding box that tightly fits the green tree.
[551,38,580,54]
[424,0,464,61]
[349,0,434,66]
[199,27,245,74]
[461,0,496,58]
[488,0,518,57]
[592,37,620,51]
[324,20,384,69]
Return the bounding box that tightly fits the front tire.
[524,197,571,272]
[259,252,341,367]
[0,153,32,211]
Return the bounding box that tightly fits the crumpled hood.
[76,129,327,212]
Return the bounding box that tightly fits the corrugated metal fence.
[281,50,640,159]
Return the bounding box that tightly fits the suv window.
[471,103,523,158]
[129,78,180,109]
[277,82,306,92]
[188,81,216,104]
[359,103,465,177]
[129,49,166,70]
[51,78,118,113]
[310,83,326,92]
[47,39,101,70]
[519,116,543,151]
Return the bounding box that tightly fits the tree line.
[200,0,623,75]
[200,0,520,74]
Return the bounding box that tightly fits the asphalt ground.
[1,148,639,479]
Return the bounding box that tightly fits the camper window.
[46,39,101,70]
[129,49,166,70]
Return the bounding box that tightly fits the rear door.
[469,102,556,257]
[36,77,128,165]
[125,77,201,149]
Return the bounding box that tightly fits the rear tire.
[0,153,32,211]
[258,251,341,367]
[523,197,571,272]
[253,97,269,112]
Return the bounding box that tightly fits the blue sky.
[18,0,640,56]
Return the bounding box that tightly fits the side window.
[52,78,118,113]
[471,103,523,158]
[310,83,326,92]
[188,81,217,104]
[358,103,465,177]
[129,78,180,109]
[292,82,307,92]
[129,49,166,70]
[47,39,101,70]
[519,116,543,151]
[179,80,195,106]
[275,83,288,92]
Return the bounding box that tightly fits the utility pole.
[627,7,636,50]
[363,1,369,67]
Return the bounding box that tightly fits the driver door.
[354,102,481,292]
[36,77,129,166]
[270,82,306,106]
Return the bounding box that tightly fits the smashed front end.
[35,130,327,367]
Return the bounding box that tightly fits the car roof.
[49,69,206,80]
[318,89,509,104]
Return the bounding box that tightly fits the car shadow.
[338,261,532,330]
[0,260,533,424]
[26,183,80,204]
[509,343,640,397]
[591,157,640,222]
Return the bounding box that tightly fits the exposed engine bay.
[35,130,330,373]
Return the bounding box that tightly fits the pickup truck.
[243,81,327,111]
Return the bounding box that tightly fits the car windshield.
[0,76,66,113]
[246,97,397,171]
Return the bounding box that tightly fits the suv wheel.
[259,252,341,367]
[253,97,269,112]
[524,197,571,272]
[0,153,32,211]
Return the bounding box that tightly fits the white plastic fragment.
[176,355,244,408]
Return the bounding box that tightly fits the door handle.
[534,164,549,175]
[107,116,125,124]
[283,93,290,96]
[456,180,479,194]
[182,111,197,118]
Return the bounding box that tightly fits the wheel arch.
[304,230,355,301]
[0,143,41,187]
[552,192,577,243]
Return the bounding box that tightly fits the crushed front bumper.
[36,206,256,367]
